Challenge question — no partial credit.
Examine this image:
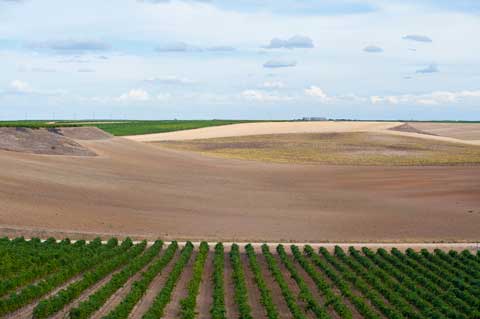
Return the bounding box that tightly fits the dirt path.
[256,253,293,318]
[127,250,180,319]
[162,251,197,319]
[223,251,239,319]
[90,250,163,319]
[196,251,214,319]
[241,252,269,319]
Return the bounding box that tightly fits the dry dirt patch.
[155,132,480,166]
[0,127,96,156]
[58,127,113,140]
[407,122,480,140]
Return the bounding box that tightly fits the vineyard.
[0,238,479,319]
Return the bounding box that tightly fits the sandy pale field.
[125,121,480,146]
[0,127,479,242]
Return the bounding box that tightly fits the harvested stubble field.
[1,237,479,319]
[156,131,480,166]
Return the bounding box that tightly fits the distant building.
[301,117,327,121]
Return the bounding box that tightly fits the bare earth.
[0,127,96,156]
[409,122,480,140]
[0,128,479,242]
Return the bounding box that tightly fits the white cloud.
[416,64,439,74]
[28,39,111,53]
[363,45,383,53]
[263,59,297,68]
[145,76,195,85]
[264,35,314,49]
[370,90,480,105]
[77,68,95,73]
[241,90,292,102]
[206,46,235,52]
[118,89,150,101]
[157,93,171,101]
[402,34,432,43]
[9,80,32,94]
[3,80,65,97]
[304,86,333,103]
[262,81,284,89]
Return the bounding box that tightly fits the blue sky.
[0,0,479,120]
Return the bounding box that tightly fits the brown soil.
[408,122,480,141]
[0,137,479,242]
[58,127,113,140]
[128,250,180,318]
[389,123,437,136]
[0,127,96,156]
[162,250,197,319]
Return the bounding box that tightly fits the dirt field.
[409,122,480,140]
[156,132,480,166]
[0,127,97,156]
[0,130,479,242]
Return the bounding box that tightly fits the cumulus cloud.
[363,45,383,53]
[138,0,209,3]
[18,66,56,73]
[264,35,314,49]
[154,42,235,53]
[118,89,150,101]
[304,86,333,103]
[4,80,64,96]
[370,90,480,105]
[9,80,32,94]
[241,90,292,102]
[28,39,111,53]
[157,93,172,101]
[416,63,438,74]
[155,42,200,52]
[402,34,432,43]
[263,59,297,68]
[145,76,195,85]
[77,68,95,73]
[205,46,235,52]
[262,81,284,89]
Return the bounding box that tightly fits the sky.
[0,0,479,120]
